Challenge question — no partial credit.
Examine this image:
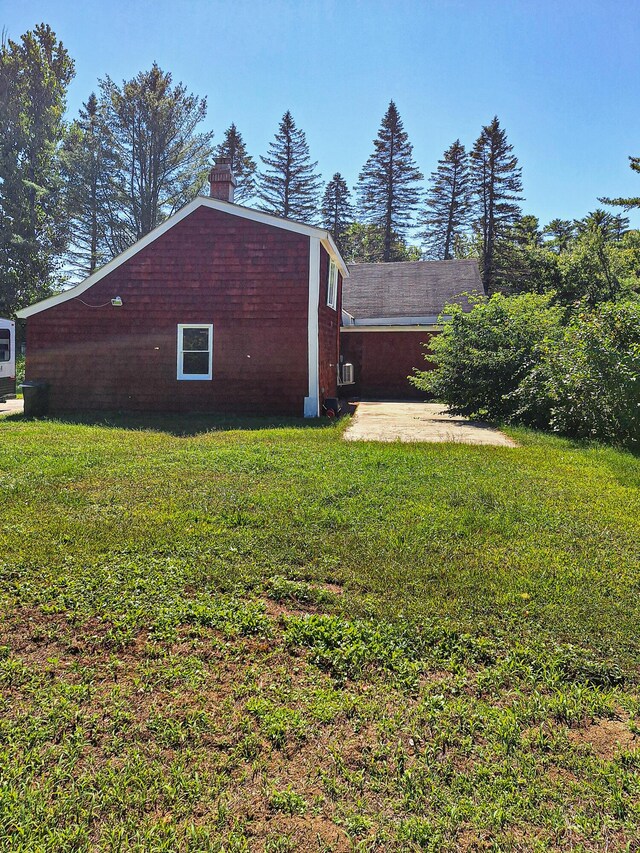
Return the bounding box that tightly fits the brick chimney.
[209,156,237,203]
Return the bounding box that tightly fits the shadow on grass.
[1,409,339,437]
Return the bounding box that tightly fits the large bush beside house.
[514,300,640,448]
[410,292,564,420]
[413,293,640,449]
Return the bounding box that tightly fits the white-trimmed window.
[327,260,338,310]
[177,324,213,380]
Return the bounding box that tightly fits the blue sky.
[4,0,640,228]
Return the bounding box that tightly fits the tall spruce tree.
[321,173,354,251]
[214,123,256,204]
[356,101,423,262]
[470,116,524,293]
[98,63,214,250]
[0,24,74,316]
[257,111,321,222]
[417,139,471,260]
[61,93,118,278]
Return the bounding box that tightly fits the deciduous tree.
[99,63,213,250]
[0,24,74,316]
[341,223,421,263]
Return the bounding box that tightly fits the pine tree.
[0,24,74,316]
[320,173,354,252]
[99,63,214,249]
[470,116,524,293]
[257,111,322,222]
[576,209,629,242]
[61,93,119,278]
[599,156,640,210]
[356,101,423,262]
[417,139,470,260]
[214,123,256,204]
[542,219,576,253]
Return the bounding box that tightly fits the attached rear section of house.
[18,160,346,418]
[341,260,481,399]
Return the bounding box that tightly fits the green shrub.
[411,292,563,421]
[514,300,640,448]
[15,354,25,387]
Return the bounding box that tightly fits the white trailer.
[0,318,16,402]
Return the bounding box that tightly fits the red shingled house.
[17,160,348,418]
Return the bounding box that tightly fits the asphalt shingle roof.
[343,259,482,320]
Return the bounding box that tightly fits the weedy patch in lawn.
[0,415,639,849]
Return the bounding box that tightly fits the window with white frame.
[327,260,338,309]
[177,324,213,380]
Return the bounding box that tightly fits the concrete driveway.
[343,401,517,446]
[0,398,23,416]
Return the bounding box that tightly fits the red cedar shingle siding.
[317,245,340,404]
[340,329,437,400]
[26,206,313,416]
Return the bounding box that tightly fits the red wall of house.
[317,246,341,406]
[340,329,437,399]
[26,206,313,416]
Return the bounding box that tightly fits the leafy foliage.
[98,63,214,250]
[0,24,74,315]
[257,110,322,222]
[410,292,564,420]
[356,100,423,261]
[514,300,640,448]
[341,221,421,263]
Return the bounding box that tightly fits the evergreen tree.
[257,111,321,222]
[576,209,629,242]
[214,123,256,204]
[321,173,354,252]
[512,215,543,248]
[61,93,118,278]
[99,63,214,250]
[0,24,74,316]
[470,116,524,293]
[356,101,423,262]
[543,219,576,253]
[599,156,640,210]
[417,139,471,260]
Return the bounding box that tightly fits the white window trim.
[177,323,213,381]
[327,260,338,310]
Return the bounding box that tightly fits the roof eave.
[16,196,349,319]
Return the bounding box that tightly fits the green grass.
[0,411,638,851]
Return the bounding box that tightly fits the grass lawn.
[0,411,638,851]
